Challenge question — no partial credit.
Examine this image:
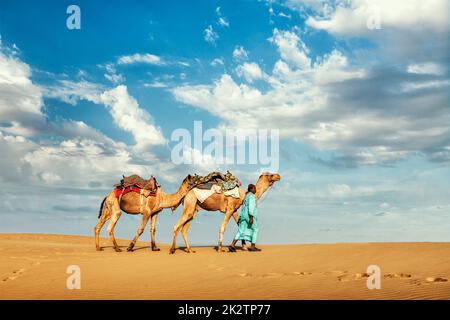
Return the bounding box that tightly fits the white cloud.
[236,62,264,82]
[143,81,168,88]
[1,126,179,192]
[0,40,189,229]
[216,6,230,27]
[180,146,220,172]
[53,119,117,145]
[328,184,352,198]
[117,53,164,65]
[177,61,190,67]
[380,202,390,209]
[100,85,166,150]
[0,50,45,136]
[0,46,146,187]
[400,79,450,93]
[232,46,248,60]
[269,4,292,19]
[104,73,124,84]
[103,63,124,84]
[303,0,450,35]
[0,131,34,182]
[172,27,450,166]
[211,58,224,66]
[43,79,167,151]
[204,25,218,44]
[218,17,229,27]
[23,138,133,187]
[278,12,292,19]
[269,29,310,70]
[407,62,444,76]
[43,79,104,105]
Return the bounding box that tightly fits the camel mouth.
[272,174,281,182]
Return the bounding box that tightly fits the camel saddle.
[117,174,160,192]
[189,171,240,191]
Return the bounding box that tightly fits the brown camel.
[169,173,281,254]
[95,175,194,252]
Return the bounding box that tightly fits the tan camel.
[95,175,194,252]
[169,173,281,254]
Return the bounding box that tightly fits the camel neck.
[158,185,186,208]
[255,183,270,200]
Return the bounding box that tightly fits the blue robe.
[234,192,259,243]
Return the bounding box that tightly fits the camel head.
[180,174,195,194]
[255,172,281,198]
[258,172,281,186]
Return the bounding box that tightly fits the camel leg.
[169,214,191,254]
[106,210,122,252]
[127,213,151,252]
[232,211,239,223]
[150,213,161,251]
[181,217,195,253]
[169,204,195,254]
[94,209,111,251]
[217,210,234,253]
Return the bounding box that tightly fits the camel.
[169,172,281,254]
[95,175,194,252]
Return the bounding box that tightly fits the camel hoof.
[185,249,196,253]
[96,247,103,251]
[169,248,176,254]
[127,247,134,252]
[115,248,122,252]
[152,247,161,251]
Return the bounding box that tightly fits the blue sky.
[0,0,449,245]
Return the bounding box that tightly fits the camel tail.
[98,197,107,219]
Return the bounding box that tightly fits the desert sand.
[0,233,449,300]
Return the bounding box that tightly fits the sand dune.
[0,234,449,300]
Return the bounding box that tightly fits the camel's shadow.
[99,245,246,253]
[99,245,127,251]
[98,245,154,252]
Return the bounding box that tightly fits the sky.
[0,0,449,245]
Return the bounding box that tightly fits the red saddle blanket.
[114,186,157,199]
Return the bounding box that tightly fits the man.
[229,184,261,252]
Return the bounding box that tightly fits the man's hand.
[249,215,253,225]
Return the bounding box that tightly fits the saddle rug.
[119,174,159,192]
[193,185,240,203]
[114,186,157,199]
[189,171,241,191]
